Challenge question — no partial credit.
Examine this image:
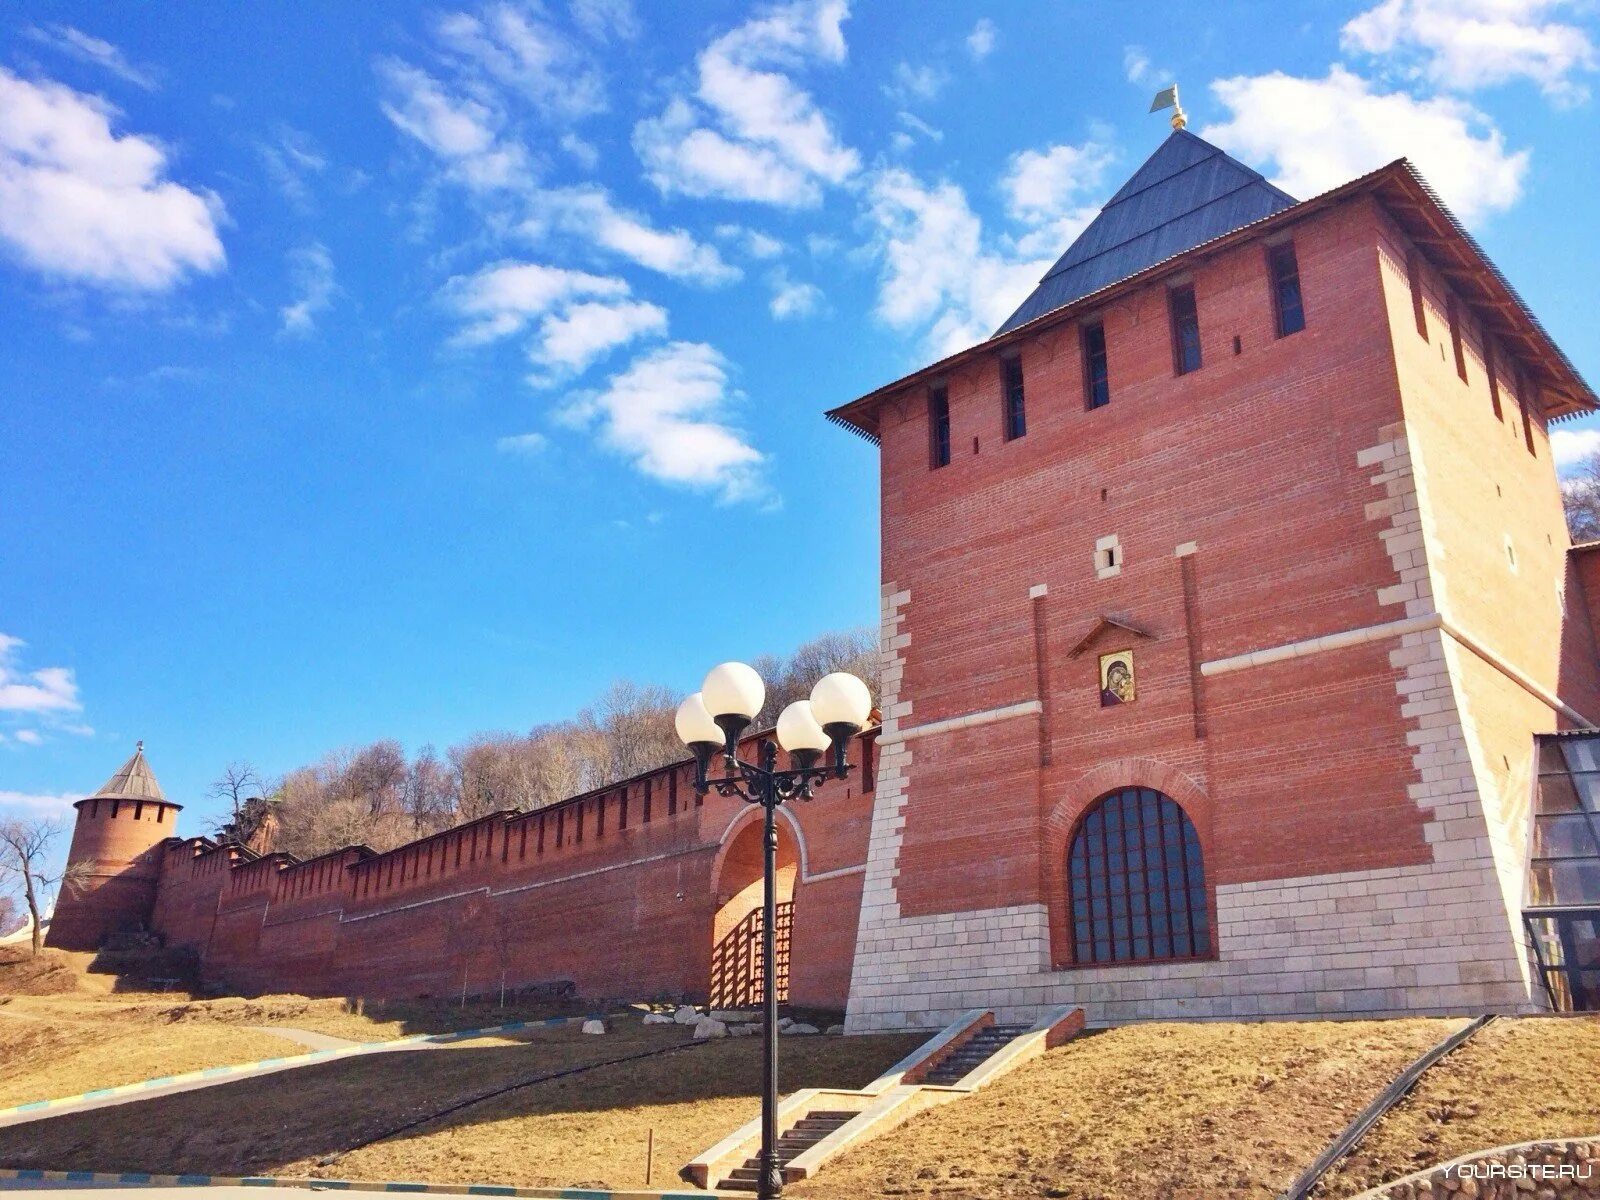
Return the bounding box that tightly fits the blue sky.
[3,0,1599,843]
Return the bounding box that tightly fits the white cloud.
[570,0,641,42]
[897,111,942,144]
[497,431,550,454]
[966,18,997,60]
[1204,68,1528,226]
[532,298,667,372]
[559,132,598,170]
[863,140,1110,350]
[258,126,326,211]
[634,0,859,207]
[560,342,766,503]
[536,186,740,284]
[0,789,79,816]
[886,62,947,104]
[378,9,732,287]
[0,69,225,290]
[0,635,91,750]
[1123,44,1175,90]
[1342,0,1596,104]
[635,99,819,206]
[716,225,785,259]
[280,242,336,335]
[1002,141,1114,224]
[26,25,158,91]
[1552,428,1600,472]
[0,635,82,716]
[442,260,630,345]
[768,270,824,320]
[1000,140,1112,258]
[866,167,1051,356]
[435,4,607,119]
[377,58,496,159]
[376,57,528,190]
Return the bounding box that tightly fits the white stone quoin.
[843,431,1538,1032]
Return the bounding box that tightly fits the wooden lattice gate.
[709,900,792,1009]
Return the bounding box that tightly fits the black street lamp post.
[677,664,873,1200]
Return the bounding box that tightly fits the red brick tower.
[827,130,1600,1029]
[46,743,182,951]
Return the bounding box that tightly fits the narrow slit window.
[1268,242,1305,337]
[1519,375,1538,457]
[928,382,950,469]
[1486,340,1503,421]
[1001,354,1026,440]
[1083,322,1110,410]
[1407,252,1428,340]
[1448,297,1467,382]
[1169,285,1201,375]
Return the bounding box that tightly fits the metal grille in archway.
[710,900,792,1009]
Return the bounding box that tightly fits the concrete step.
[720,1110,856,1187]
[922,1026,1034,1084]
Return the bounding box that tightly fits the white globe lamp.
[776,700,831,769]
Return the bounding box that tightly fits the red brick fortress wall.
[142,732,878,1009]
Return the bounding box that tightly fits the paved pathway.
[241,1026,361,1052]
[0,1030,492,1132]
[0,1186,443,1197]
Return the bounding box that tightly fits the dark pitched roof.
[79,742,178,807]
[994,129,1296,335]
[826,158,1595,444]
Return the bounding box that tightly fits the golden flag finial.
[1150,84,1187,131]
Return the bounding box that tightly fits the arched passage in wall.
[709,811,801,1009]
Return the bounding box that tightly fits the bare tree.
[0,894,17,938]
[209,762,265,829]
[1564,454,1600,543]
[0,817,69,956]
[576,680,683,783]
[236,626,881,860]
[753,628,881,729]
[405,745,457,834]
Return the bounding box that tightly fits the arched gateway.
[708,812,802,1008]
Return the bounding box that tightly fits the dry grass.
[0,974,593,1044]
[0,947,93,997]
[294,1029,923,1190]
[793,1018,1460,1200]
[0,1016,305,1109]
[1314,1015,1600,1197]
[0,1018,920,1191]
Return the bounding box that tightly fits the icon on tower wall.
[1099,650,1136,707]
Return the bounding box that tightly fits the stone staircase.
[683,1006,1086,1192]
[720,1110,857,1192]
[919,1023,1030,1086]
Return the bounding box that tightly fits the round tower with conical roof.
[46,743,183,951]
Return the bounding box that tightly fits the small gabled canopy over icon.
[1068,615,1156,660]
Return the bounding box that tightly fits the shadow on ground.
[0,1021,921,1188]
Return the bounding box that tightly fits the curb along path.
[0,1017,596,1131]
[0,1167,723,1199]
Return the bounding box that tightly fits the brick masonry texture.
[49,187,1598,1031]
[843,196,1596,1032]
[57,736,878,1009]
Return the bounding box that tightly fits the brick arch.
[709,804,810,891]
[1042,758,1216,970]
